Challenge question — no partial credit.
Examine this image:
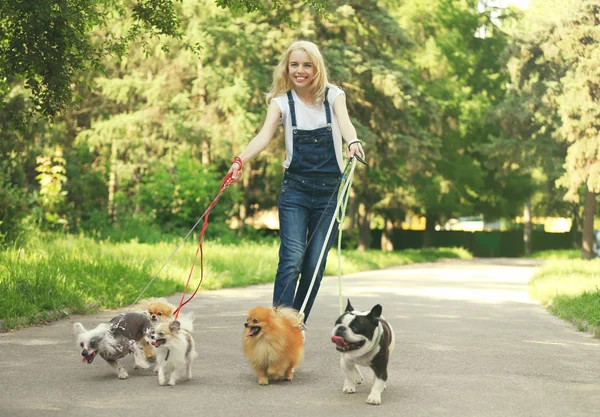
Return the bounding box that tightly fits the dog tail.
[176,311,195,333]
[274,307,303,327]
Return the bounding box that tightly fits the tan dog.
[243,306,304,385]
[136,297,176,359]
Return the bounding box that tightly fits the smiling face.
[150,320,181,348]
[244,306,272,339]
[74,323,111,364]
[331,301,382,352]
[287,49,315,91]
[147,302,174,323]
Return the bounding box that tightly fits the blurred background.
[1,0,599,259]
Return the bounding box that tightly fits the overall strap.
[323,87,332,127]
[287,91,297,128]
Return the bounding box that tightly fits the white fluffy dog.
[148,312,197,386]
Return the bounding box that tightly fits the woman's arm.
[229,100,282,180]
[333,94,365,159]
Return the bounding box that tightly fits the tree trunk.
[201,140,210,165]
[581,188,597,260]
[108,139,117,223]
[381,217,394,252]
[424,214,437,248]
[356,202,372,251]
[347,190,357,230]
[523,199,532,255]
[570,203,581,248]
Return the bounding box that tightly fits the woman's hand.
[347,141,365,160]
[228,157,243,181]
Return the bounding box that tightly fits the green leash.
[336,158,356,315]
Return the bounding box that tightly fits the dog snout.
[335,326,347,337]
[81,349,89,356]
[244,322,249,328]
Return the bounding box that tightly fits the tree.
[553,0,600,259]
[395,0,526,246]
[0,0,326,117]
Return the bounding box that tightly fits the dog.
[136,297,177,359]
[137,297,176,323]
[331,300,395,405]
[73,312,152,379]
[243,306,304,385]
[148,313,197,386]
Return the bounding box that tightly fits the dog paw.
[118,372,128,380]
[258,377,269,385]
[366,394,382,405]
[343,385,356,394]
[168,380,176,386]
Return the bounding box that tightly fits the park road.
[1,258,599,417]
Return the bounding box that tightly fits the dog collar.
[366,323,383,353]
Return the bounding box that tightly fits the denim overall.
[273,88,341,323]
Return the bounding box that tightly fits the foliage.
[530,258,600,336]
[34,148,69,229]
[525,249,581,260]
[138,152,240,230]
[553,1,600,200]
[0,0,597,253]
[0,233,471,329]
[0,0,326,117]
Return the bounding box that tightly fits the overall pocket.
[294,134,332,166]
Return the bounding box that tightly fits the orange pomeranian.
[136,297,176,359]
[137,297,176,323]
[243,306,304,385]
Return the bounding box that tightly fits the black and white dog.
[331,300,395,405]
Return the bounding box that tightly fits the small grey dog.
[73,312,152,379]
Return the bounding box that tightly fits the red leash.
[174,157,242,318]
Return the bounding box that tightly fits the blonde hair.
[266,40,331,105]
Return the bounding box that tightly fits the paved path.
[1,259,599,417]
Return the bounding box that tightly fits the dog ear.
[73,322,86,336]
[345,299,354,312]
[170,320,181,333]
[367,304,382,322]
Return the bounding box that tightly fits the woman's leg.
[293,191,339,322]
[273,183,310,308]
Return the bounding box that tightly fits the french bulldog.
[331,300,395,405]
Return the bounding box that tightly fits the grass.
[526,249,582,259]
[0,233,471,330]
[529,259,600,337]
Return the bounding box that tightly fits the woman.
[229,40,364,324]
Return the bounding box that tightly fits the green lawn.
[0,233,471,330]
[526,249,581,259]
[529,259,600,337]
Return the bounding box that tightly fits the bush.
[137,154,241,231]
[0,165,28,247]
